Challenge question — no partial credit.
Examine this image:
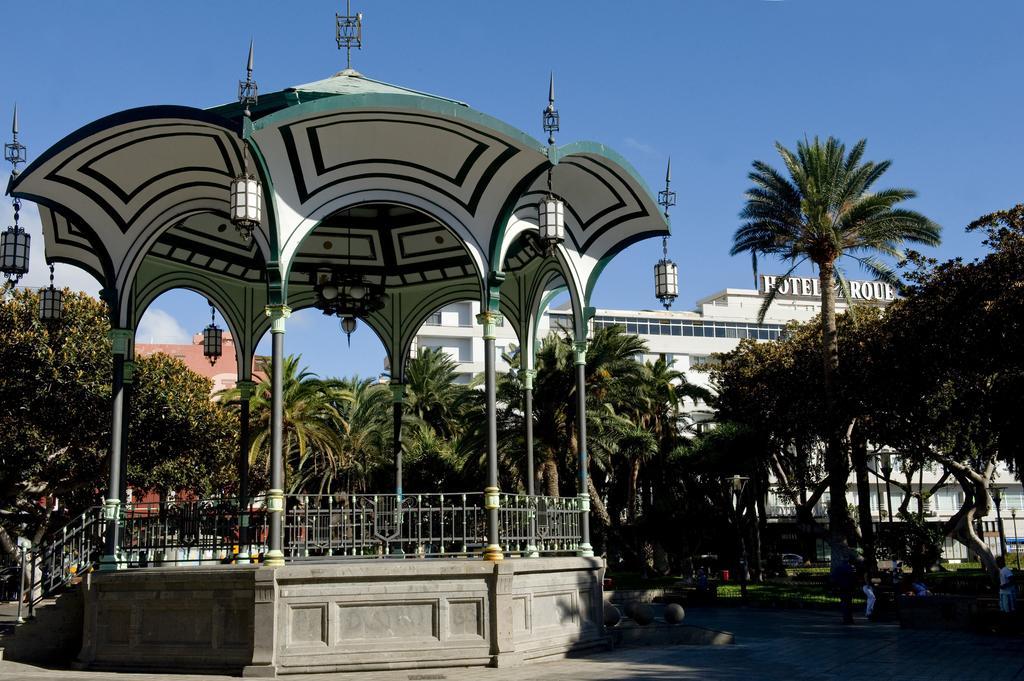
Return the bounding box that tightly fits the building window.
[426,310,443,326]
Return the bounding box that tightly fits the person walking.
[863,573,877,620]
[835,557,856,624]
[997,555,1016,614]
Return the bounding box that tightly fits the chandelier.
[314,270,386,319]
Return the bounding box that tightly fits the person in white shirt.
[997,555,1016,613]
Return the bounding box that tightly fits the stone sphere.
[664,603,686,624]
[604,604,621,627]
[632,603,654,625]
[623,601,638,618]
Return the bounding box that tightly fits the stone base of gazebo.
[75,557,606,676]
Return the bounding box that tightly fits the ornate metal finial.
[542,72,559,146]
[4,105,26,173]
[336,0,363,71]
[657,157,676,220]
[238,39,258,117]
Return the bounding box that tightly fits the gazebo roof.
[208,69,469,126]
[8,63,669,381]
[290,69,468,106]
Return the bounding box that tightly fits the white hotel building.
[406,276,1022,562]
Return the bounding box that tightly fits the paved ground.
[1,607,1022,681]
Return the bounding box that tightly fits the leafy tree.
[0,288,110,557]
[0,288,239,559]
[226,355,348,495]
[330,377,392,494]
[733,136,940,566]
[127,353,237,496]
[870,206,1024,575]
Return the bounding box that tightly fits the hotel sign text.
[760,275,896,302]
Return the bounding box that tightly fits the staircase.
[0,586,83,664]
[0,507,103,665]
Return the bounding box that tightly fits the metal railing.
[121,498,255,566]
[7,491,585,608]
[7,506,105,618]
[277,492,582,559]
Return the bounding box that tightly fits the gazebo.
[6,23,671,676]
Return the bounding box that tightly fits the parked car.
[781,553,804,567]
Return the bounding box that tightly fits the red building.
[136,332,264,395]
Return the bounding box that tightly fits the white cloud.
[1,201,103,296]
[136,308,192,345]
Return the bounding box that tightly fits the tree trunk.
[852,427,876,572]
[819,261,852,570]
[587,476,611,527]
[0,524,19,562]
[543,457,560,498]
[941,457,999,576]
[748,484,763,582]
[627,458,641,524]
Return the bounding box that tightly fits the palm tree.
[404,347,480,439]
[732,136,940,563]
[223,355,349,494]
[403,347,488,491]
[327,377,392,494]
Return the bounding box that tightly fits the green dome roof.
[288,68,467,106]
[208,69,467,123]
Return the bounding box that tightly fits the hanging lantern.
[1,224,29,283]
[654,252,678,310]
[538,196,565,250]
[341,315,357,347]
[203,303,223,365]
[4,106,29,284]
[537,73,564,254]
[39,264,63,322]
[654,158,678,310]
[229,173,262,240]
[229,41,261,242]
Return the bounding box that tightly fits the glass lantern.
[654,258,678,310]
[39,285,63,322]
[229,173,262,240]
[1,226,30,282]
[538,197,565,249]
[341,315,357,347]
[203,321,223,365]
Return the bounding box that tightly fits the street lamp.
[728,474,751,598]
[1012,509,1020,570]
[880,452,894,530]
[991,485,1007,559]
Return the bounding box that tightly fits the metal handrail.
[12,505,105,618]
[10,491,586,612]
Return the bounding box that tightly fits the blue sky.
[4,1,1021,378]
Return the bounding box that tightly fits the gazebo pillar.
[523,369,536,495]
[391,383,405,499]
[574,341,594,558]
[118,360,136,508]
[101,328,133,570]
[523,368,538,557]
[235,379,257,562]
[479,310,503,562]
[265,305,290,566]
